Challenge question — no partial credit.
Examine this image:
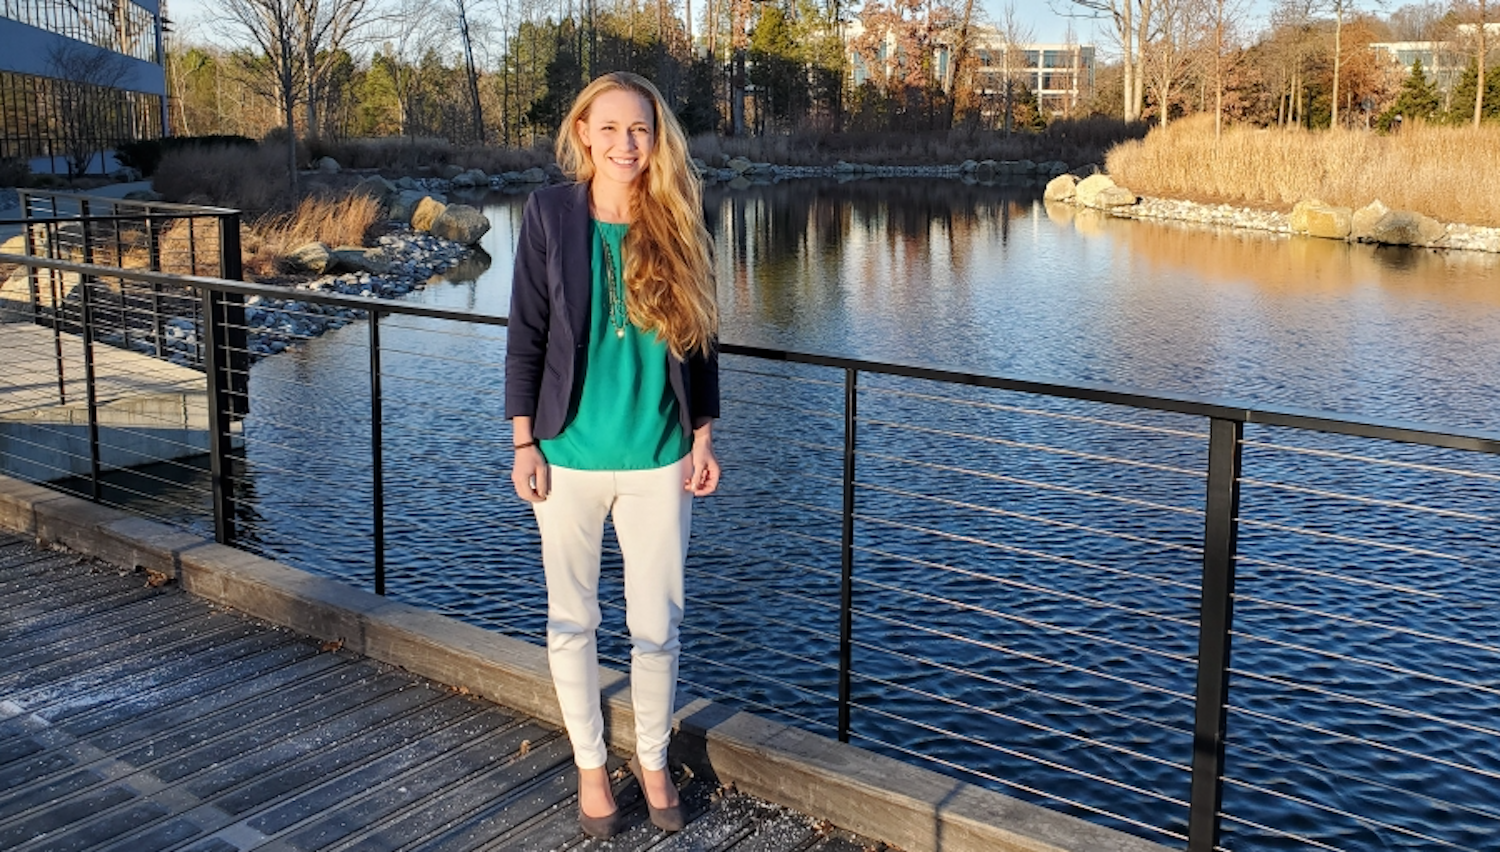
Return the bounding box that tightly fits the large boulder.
[354,175,397,202]
[329,246,391,274]
[1350,199,1390,240]
[315,156,340,174]
[1075,174,1137,209]
[1094,186,1138,208]
[429,204,491,245]
[451,168,488,188]
[1290,199,1352,240]
[390,190,442,223]
[283,242,332,274]
[1073,173,1118,207]
[411,196,448,232]
[1353,200,1446,246]
[726,156,754,175]
[1044,174,1078,202]
[394,175,419,190]
[518,167,548,183]
[438,164,464,180]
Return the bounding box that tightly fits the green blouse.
[539,220,692,470]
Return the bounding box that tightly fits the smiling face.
[577,88,656,191]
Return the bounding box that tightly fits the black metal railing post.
[201,287,237,545]
[79,200,102,500]
[837,367,858,742]
[146,210,164,357]
[1187,416,1244,852]
[47,220,67,405]
[369,314,386,596]
[22,190,41,323]
[201,212,248,544]
[217,213,249,417]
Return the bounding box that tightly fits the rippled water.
[86,180,1500,852]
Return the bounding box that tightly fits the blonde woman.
[505,72,720,838]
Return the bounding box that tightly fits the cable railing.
[5,200,1500,852]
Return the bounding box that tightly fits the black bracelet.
[514,439,540,450]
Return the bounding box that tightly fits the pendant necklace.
[601,234,627,339]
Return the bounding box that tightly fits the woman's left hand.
[686,422,720,496]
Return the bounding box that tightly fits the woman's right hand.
[512,446,550,502]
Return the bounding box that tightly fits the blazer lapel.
[560,182,592,347]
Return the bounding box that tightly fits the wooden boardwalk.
[0,531,883,852]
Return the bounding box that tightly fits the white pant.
[532,458,693,771]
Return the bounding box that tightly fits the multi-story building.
[1369,23,1500,94]
[846,19,1095,119]
[1,0,169,173]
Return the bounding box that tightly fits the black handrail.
[9,251,1500,457]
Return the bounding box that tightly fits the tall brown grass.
[1105,114,1500,227]
[242,193,383,278]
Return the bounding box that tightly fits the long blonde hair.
[556,72,718,359]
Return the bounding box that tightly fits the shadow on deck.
[0,530,881,852]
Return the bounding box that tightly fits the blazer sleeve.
[505,193,550,420]
[688,340,720,423]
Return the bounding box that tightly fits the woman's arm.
[511,416,550,502]
[685,418,719,497]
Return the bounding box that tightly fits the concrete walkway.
[0,183,156,245]
[0,529,875,852]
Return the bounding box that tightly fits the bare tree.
[47,42,135,178]
[216,0,302,194]
[295,0,375,137]
[1389,1,1446,39]
[373,0,444,137]
[1056,0,1156,121]
[1141,0,1209,127]
[992,2,1037,134]
[1461,0,1490,126]
[452,0,488,142]
[1326,0,1357,127]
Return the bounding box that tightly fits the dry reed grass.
[104,194,381,280]
[242,193,383,278]
[1105,114,1500,227]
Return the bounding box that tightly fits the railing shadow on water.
[3,200,1500,852]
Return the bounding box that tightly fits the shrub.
[115,135,258,177]
[0,157,30,187]
[154,144,295,213]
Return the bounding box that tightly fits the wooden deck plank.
[0,531,895,852]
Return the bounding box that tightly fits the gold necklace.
[600,233,627,339]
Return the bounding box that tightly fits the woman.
[504,71,721,839]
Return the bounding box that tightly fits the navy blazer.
[504,182,720,441]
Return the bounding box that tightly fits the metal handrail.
[8,252,1500,456]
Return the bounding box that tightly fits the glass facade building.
[1,0,167,171]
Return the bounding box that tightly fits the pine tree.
[1376,58,1441,131]
[1447,57,1500,124]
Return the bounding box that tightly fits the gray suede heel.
[628,756,687,833]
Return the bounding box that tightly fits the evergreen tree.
[527,20,583,136]
[749,4,800,129]
[1446,57,1500,124]
[1377,58,1440,131]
